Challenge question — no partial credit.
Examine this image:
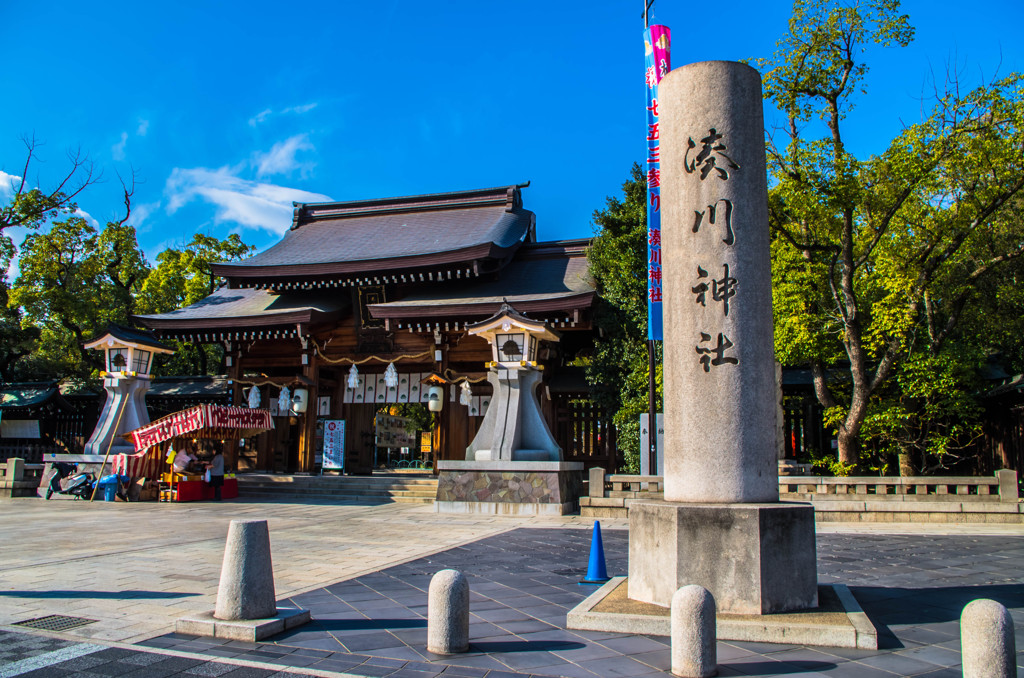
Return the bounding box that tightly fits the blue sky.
[1,1,1022,265]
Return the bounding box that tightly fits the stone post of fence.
[589,467,606,499]
[996,470,1018,503]
[6,458,24,482]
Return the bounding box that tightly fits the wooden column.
[225,349,241,470]
[435,335,449,473]
[297,348,319,473]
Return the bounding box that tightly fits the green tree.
[585,163,662,472]
[10,194,148,378]
[1,135,97,235]
[137,233,255,375]
[761,0,1024,471]
[11,221,147,378]
[0,137,99,380]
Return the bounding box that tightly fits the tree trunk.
[837,428,859,469]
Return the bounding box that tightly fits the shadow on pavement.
[0,590,201,599]
[305,618,427,631]
[724,660,838,675]
[468,639,587,653]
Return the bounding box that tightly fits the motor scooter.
[45,462,97,500]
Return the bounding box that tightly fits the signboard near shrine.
[375,414,415,449]
[322,419,345,469]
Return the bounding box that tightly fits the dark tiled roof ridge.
[518,238,592,257]
[291,182,530,229]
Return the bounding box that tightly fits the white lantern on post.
[420,373,449,413]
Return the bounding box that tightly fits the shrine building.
[135,184,613,474]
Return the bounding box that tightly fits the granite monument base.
[435,460,583,516]
[176,608,311,642]
[628,501,817,615]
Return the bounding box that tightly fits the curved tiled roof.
[134,287,347,329]
[212,185,533,284]
[368,240,594,319]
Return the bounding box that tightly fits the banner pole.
[644,21,669,476]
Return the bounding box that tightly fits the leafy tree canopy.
[137,233,256,376]
[1,140,256,381]
[585,163,662,472]
[760,0,1024,472]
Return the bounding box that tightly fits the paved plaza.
[2,496,1024,677]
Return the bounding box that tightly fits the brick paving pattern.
[141,528,1024,677]
[3,497,1024,676]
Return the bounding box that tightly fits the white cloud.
[112,131,128,161]
[137,119,150,136]
[165,166,331,235]
[283,103,318,115]
[248,102,318,126]
[254,134,314,178]
[248,108,273,127]
[0,170,22,200]
[128,200,161,231]
[74,208,99,228]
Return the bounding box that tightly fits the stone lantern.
[83,326,174,456]
[434,303,583,516]
[464,302,561,462]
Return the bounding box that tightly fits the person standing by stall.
[206,448,225,501]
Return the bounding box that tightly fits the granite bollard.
[961,598,1016,678]
[671,585,717,678]
[427,569,470,654]
[215,519,277,621]
[176,518,310,641]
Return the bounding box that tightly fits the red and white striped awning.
[122,404,273,454]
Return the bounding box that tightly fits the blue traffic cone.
[580,520,610,584]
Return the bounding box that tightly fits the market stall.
[118,404,273,501]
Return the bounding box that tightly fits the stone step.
[240,491,434,504]
[236,475,438,504]
[239,485,434,496]
[240,488,436,499]
[238,478,437,489]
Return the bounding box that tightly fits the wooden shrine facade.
[136,185,612,474]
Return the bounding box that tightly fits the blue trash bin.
[98,474,121,502]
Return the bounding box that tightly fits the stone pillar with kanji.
[627,61,818,615]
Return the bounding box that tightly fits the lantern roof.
[83,325,175,354]
[465,302,561,342]
[420,372,450,386]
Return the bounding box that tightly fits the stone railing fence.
[0,457,45,497]
[777,470,1018,502]
[580,468,1021,522]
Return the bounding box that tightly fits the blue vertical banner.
[644,25,670,340]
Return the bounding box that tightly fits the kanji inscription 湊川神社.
[686,128,741,371]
